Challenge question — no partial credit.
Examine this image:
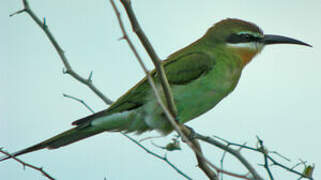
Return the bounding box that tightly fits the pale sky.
[1,0,321,180]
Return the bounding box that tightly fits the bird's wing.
[162,52,215,85]
[72,78,149,126]
[72,52,214,126]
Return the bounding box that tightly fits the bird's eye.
[241,34,252,40]
[226,33,260,43]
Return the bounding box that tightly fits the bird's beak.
[263,34,312,47]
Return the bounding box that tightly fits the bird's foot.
[179,125,196,142]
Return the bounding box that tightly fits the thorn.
[256,135,263,144]
[118,35,126,41]
[88,71,93,81]
[9,9,26,17]
[62,68,67,74]
[270,151,291,162]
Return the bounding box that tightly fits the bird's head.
[205,18,311,66]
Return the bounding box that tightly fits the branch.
[256,137,274,180]
[110,1,218,179]
[256,137,313,180]
[63,93,95,113]
[0,148,55,180]
[10,0,113,105]
[197,134,314,180]
[194,133,264,180]
[122,134,192,180]
[119,0,177,116]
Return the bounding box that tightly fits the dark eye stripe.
[226,33,261,43]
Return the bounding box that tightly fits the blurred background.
[1,0,321,179]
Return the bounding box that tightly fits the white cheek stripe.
[227,42,263,51]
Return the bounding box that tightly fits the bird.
[0,18,311,161]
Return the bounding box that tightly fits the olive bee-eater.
[0,18,311,161]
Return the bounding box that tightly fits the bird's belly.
[173,71,241,124]
[173,85,223,123]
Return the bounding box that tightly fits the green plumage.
[2,18,309,161]
[0,19,252,161]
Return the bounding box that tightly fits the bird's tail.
[0,126,104,162]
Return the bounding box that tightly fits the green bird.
[0,18,311,161]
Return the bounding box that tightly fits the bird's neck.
[234,48,258,66]
[224,47,259,67]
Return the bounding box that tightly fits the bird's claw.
[179,125,196,142]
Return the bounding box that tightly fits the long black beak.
[263,34,312,47]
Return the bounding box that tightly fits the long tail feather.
[0,126,104,162]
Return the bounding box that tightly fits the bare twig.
[220,150,228,180]
[267,156,313,179]
[194,133,264,180]
[269,151,291,162]
[256,137,274,180]
[201,135,314,180]
[118,0,177,116]
[0,148,55,180]
[291,159,307,170]
[63,93,95,113]
[11,0,113,105]
[122,134,192,180]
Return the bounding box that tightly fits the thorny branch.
[195,134,314,180]
[257,137,274,180]
[10,0,113,105]
[0,148,55,180]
